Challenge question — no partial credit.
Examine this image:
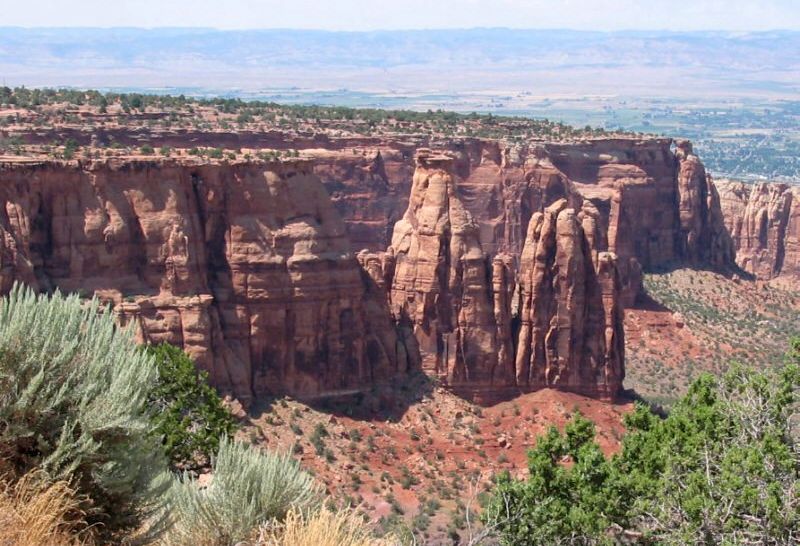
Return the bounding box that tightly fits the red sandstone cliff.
[384,150,625,400]
[0,159,408,403]
[318,137,734,306]
[716,179,800,282]
[675,140,734,268]
[514,199,624,399]
[0,135,737,404]
[386,151,513,391]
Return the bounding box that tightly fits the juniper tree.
[487,341,800,545]
[144,342,236,470]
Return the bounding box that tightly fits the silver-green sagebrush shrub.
[0,284,169,540]
[165,436,322,545]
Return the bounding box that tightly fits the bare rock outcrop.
[387,151,625,399]
[675,140,735,267]
[387,151,512,389]
[513,200,624,398]
[0,159,407,403]
[716,179,800,281]
[323,138,736,307]
[0,135,740,405]
[314,148,414,251]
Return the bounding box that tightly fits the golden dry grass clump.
[258,508,398,546]
[0,472,93,546]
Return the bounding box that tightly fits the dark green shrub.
[144,343,236,470]
[61,138,77,160]
[486,342,800,545]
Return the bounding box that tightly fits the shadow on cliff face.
[719,263,755,282]
[246,371,435,423]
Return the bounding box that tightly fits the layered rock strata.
[385,151,625,399]
[0,159,408,403]
[387,151,513,389]
[0,135,738,404]
[675,140,734,267]
[315,138,734,305]
[716,180,800,281]
[514,200,624,399]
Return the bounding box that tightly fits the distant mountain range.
[1,28,798,97]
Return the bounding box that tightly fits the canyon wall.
[0,135,737,404]
[319,138,734,304]
[386,151,516,391]
[379,150,626,399]
[354,139,733,401]
[0,159,408,403]
[716,179,800,282]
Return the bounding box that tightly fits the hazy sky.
[1,0,799,31]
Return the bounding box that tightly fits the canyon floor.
[235,378,632,544]
[626,269,800,407]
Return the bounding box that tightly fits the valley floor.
[234,268,799,543]
[238,382,632,544]
[625,268,800,406]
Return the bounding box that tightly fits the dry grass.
[258,508,399,546]
[0,472,92,546]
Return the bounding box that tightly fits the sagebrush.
[164,436,322,545]
[0,284,169,540]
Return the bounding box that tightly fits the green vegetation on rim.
[0,85,639,146]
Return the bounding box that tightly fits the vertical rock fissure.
[773,191,791,276]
